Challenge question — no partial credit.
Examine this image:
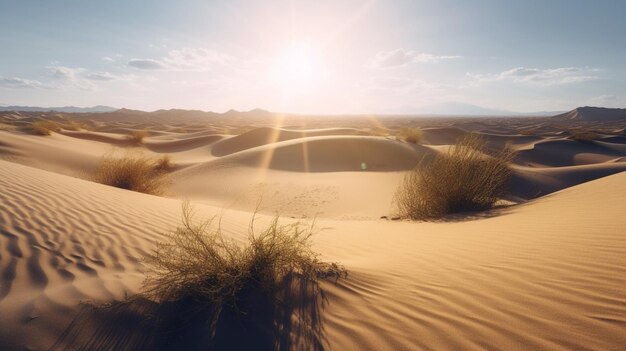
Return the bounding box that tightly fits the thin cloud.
[0,76,44,89]
[128,58,166,70]
[47,65,83,79]
[468,67,600,86]
[43,65,125,89]
[369,49,461,68]
[128,48,231,71]
[85,72,116,81]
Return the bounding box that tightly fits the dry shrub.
[92,154,169,194]
[128,130,148,145]
[370,128,389,136]
[569,131,600,143]
[395,134,514,220]
[154,155,172,173]
[397,127,423,144]
[26,121,60,135]
[60,120,83,131]
[143,202,346,310]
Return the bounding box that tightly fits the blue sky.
[1,0,625,113]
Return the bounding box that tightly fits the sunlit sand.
[1,107,625,350]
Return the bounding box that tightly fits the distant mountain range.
[2,104,625,121]
[0,105,117,113]
[0,102,567,116]
[411,102,565,116]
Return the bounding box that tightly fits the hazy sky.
[1,0,625,113]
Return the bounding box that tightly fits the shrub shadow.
[435,205,513,222]
[49,274,327,351]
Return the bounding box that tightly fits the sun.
[271,43,323,92]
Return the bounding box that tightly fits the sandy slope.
[3,124,626,218]
[1,159,625,350]
[1,116,625,349]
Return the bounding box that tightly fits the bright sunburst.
[271,43,324,92]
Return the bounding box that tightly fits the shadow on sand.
[49,275,328,351]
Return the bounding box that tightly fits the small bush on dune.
[59,120,83,131]
[569,131,600,143]
[397,127,423,144]
[143,202,346,313]
[92,154,169,194]
[26,121,61,135]
[154,155,172,173]
[395,133,514,220]
[128,130,148,145]
[370,127,389,137]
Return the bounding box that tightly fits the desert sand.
[1,108,625,350]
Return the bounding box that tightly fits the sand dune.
[144,134,224,153]
[514,138,625,167]
[0,131,111,177]
[58,130,140,146]
[1,159,625,350]
[554,106,626,121]
[210,127,362,156]
[208,135,425,172]
[3,116,625,218]
[510,162,626,199]
[420,126,466,145]
[1,112,625,350]
[320,171,626,350]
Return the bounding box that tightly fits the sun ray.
[255,112,286,182]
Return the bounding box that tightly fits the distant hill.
[0,105,117,113]
[553,106,626,121]
[412,102,563,116]
[71,108,276,123]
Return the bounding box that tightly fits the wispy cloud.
[368,49,461,68]
[128,48,231,71]
[468,67,600,86]
[0,76,44,89]
[47,65,82,80]
[128,58,166,70]
[46,66,97,90]
[1,66,129,91]
[84,72,117,81]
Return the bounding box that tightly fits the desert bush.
[143,202,346,310]
[59,119,83,131]
[569,131,600,142]
[128,130,148,145]
[369,127,389,136]
[397,127,423,144]
[395,133,514,220]
[154,155,172,173]
[92,154,169,194]
[26,121,61,135]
